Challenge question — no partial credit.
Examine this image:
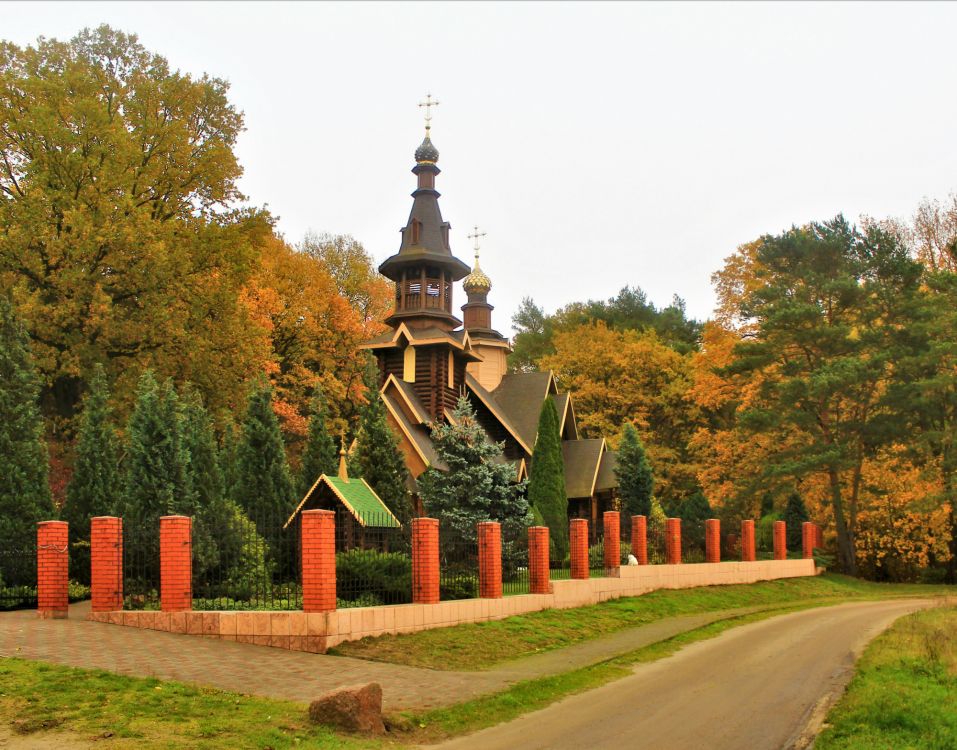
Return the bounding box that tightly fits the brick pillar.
[802,521,814,559]
[37,521,69,619]
[603,512,621,569]
[412,517,439,604]
[160,515,192,612]
[478,522,502,599]
[705,519,721,563]
[528,526,550,594]
[773,520,787,560]
[631,515,647,565]
[302,509,336,612]
[666,518,682,564]
[570,519,589,579]
[741,519,756,562]
[90,516,123,612]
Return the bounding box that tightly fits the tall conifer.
[616,423,654,517]
[783,491,809,551]
[234,380,295,528]
[298,389,338,497]
[352,362,412,524]
[0,298,53,550]
[527,397,568,557]
[64,364,118,580]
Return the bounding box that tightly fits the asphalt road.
[437,598,935,750]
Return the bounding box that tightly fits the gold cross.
[418,93,440,129]
[467,226,486,253]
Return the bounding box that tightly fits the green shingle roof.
[322,476,401,528]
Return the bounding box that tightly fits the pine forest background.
[2,27,957,584]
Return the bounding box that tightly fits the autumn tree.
[64,364,118,580]
[0,26,271,426]
[418,397,531,541]
[725,216,925,574]
[527,397,568,557]
[0,297,53,551]
[615,423,654,517]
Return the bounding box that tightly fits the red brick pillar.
[773,520,787,560]
[570,518,589,579]
[412,517,439,604]
[528,526,550,594]
[802,521,814,559]
[90,516,123,612]
[705,519,721,563]
[478,522,502,599]
[37,521,69,619]
[666,518,682,564]
[741,519,756,562]
[603,512,620,569]
[160,515,192,612]
[302,509,336,612]
[631,515,647,565]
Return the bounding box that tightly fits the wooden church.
[361,112,619,528]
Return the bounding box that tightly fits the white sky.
[7,2,957,332]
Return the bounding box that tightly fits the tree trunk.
[828,466,857,576]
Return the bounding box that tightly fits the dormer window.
[411,219,421,244]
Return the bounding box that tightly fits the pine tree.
[0,298,53,551]
[64,364,118,582]
[783,491,809,551]
[181,386,224,514]
[418,396,532,541]
[298,388,338,497]
[234,380,295,529]
[219,417,240,503]
[352,361,412,524]
[121,372,191,525]
[527,397,568,557]
[676,490,711,549]
[615,423,654,517]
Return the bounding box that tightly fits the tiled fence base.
[88,559,817,653]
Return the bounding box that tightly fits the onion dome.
[415,131,439,164]
[463,250,492,294]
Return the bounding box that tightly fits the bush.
[335,548,412,604]
[440,575,477,601]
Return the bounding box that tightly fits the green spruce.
[64,364,118,582]
[783,490,809,551]
[418,396,532,541]
[0,298,53,551]
[527,397,568,557]
[234,379,295,528]
[298,388,338,497]
[615,422,654,517]
[352,361,412,524]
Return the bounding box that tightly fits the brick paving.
[0,601,767,712]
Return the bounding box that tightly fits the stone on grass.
[308,682,385,735]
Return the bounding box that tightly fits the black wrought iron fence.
[438,523,479,601]
[0,543,38,611]
[192,504,301,611]
[335,510,411,608]
[123,513,160,610]
[683,520,708,563]
[502,524,530,596]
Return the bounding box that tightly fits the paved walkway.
[0,601,791,712]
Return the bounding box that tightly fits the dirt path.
[436,598,936,750]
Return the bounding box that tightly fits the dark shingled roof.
[562,439,605,499]
[595,449,619,492]
[380,388,446,470]
[491,372,555,450]
[464,374,529,452]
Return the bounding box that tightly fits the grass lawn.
[0,659,389,749]
[330,573,951,670]
[815,604,957,750]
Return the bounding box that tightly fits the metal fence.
[501,523,530,596]
[123,513,160,610]
[335,510,411,608]
[438,524,479,601]
[0,543,38,611]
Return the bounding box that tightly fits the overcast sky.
[7,2,957,331]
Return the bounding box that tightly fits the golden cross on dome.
[418,93,440,131]
[467,226,487,259]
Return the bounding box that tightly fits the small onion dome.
[463,253,492,294]
[415,132,439,164]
